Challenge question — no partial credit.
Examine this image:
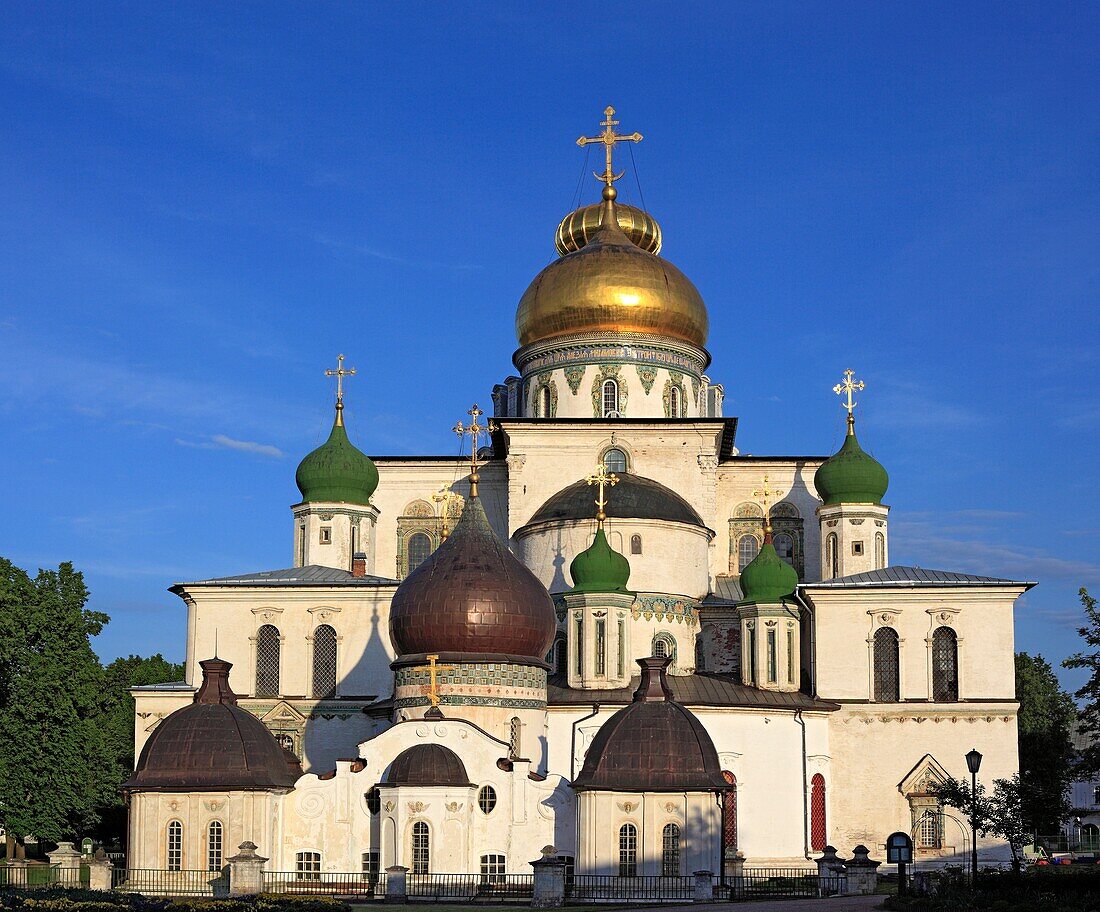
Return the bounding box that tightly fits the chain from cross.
[577,106,643,188]
[324,354,356,407]
[409,653,455,709]
[585,462,620,525]
[833,369,866,418]
[753,474,785,532]
[452,404,498,497]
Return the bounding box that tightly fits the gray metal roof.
[802,566,1034,589]
[174,565,399,589]
[548,673,838,711]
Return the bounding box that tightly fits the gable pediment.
[898,753,952,795]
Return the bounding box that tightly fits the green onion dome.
[570,527,632,594]
[738,532,798,605]
[813,418,889,506]
[295,408,379,505]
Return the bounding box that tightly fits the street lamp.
[966,749,983,883]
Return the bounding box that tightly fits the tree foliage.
[1064,588,1100,777]
[1015,652,1076,833]
[932,774,1029,868]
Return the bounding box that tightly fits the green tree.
[0,558,119,849]
[932,774,1029,869]
[1064,588,1100,776]
[1015,652,1076,834]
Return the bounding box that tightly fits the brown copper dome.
[123,658,301,793]
[572,657,728,793]
[382,744,473,788]
[389,496,557,659]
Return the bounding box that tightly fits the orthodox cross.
[409,653,455,710]
[833,369,865,428]
[585,462,620,526]
[577,106,643,188]
[753,474,785,533]
[432,485,460,541]
[325,354,356,421]
[453,404,498,498]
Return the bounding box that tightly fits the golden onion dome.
[556,201,662,256]
[517,189,708,350]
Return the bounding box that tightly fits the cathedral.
[125,109,1030,878]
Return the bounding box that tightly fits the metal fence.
[716,868,843,900]
[407,872,535,902]
[111,867,224,896]
[263,871,387,898]
[567,874,696,901]
[0,864,63,889]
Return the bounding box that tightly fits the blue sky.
[1,2,1097,690]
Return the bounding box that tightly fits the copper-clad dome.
[389,496,557,659]
[516,192,708,350]
[525,473,707,530]
[573,657,728,793]
[123,659,301,793]
[383,744,473,788]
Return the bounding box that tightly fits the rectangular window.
[767,629,777,683]
[1093,785,1100,806]
[362,851,380,884]
[595,619,606,676]
[167,822,182,872]
[298,526,306,565]
[574,617,583,676]
[319,527,332,545]
[206,822,223,872]
[748,633,756,685]
[851,540,864,556]
[411,824,430,874]
[295,852,321,882]
[480,854,506,884]
[617,619,626,678]
[787,628,795,683]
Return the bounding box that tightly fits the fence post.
[815,845,845,896]
[5,859,29,887]
[47,841,82,888]
[693,870,714,902]
[844,844,881,895]
[227,842,268,896]
[723,850,745,898]
[87,849,114,891]
[385,865,408,903]
[531,846,566,908]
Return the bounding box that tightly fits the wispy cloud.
[313,233,482,272]
[175,435,284,458]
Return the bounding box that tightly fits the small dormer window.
[319,527,332,545]
[851,540,864,556]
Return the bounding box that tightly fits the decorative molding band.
[394,695,547,710]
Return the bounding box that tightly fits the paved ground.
[614,896,885,912]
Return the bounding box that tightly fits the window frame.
[411,822,430,875]
[873,627,901,702]
[406,531,433,575]
[206,820,223,872]
[295,851,322,882]
[738,534,760,572]
[166,820,183,872]
[661,823,681,877]
[311,623,339,698]
[480,853,506,885]
[602,447,628,474]
[478,784,497,815]
[618,823,638,877]
[602,379,620,418]
[255,624,281,698]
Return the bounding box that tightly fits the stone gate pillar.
[531,847,566,908]
[47,842,82,888]
[227,842,268,896]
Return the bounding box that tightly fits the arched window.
[411,822,430,874]
[630,533,642,555]
[481,854,507,884]
[618,823,638,877]
[312,624,338,698]
[603,379,619,417]
[296,851,321,882]
[652,635,675,665]
[722,771,738,855]
[875,532,885,569]
[366,787,381,815]
[407,532,432,574]
[661,823,681,876]
[916,809,941,849]
[932,626,959,702]
[602,447,628,473]
[873,628,900,702]
[810,774,827,851]
[206,820,223,872]
[555,637,566,675]
[1083,823,1100,849]
[695,635,705,673]
[255,624,281,697]
[478,785,497,814]
[826,533,839,579]
[166,821,183,871]
[509,717,522,758]
[774,533,795,566]
[738,534,759,571]
[669,385,682,418]
[537,385,552,418]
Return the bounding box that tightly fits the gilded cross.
[325,354,357,410]
[432,485,460,541]
[409,653,455,709]
[585,462,620,525]
[753,474,785,532]
[833,369,865,419]
[453,404,498,498]
[577,106,643,188]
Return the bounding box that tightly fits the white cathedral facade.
[126,112,1030,879]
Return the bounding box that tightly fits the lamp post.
[966,748,983,883]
